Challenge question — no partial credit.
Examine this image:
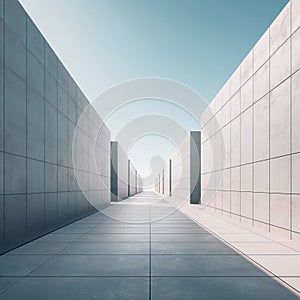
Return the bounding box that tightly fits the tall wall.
[137,174,143,194]
[155,177,159,193]
[110,141,129,201]
[168,159,172,196]
[201,0,300,238]
[158,132,201,203]
[156,171,164,194]
[129,161,136,196]
[126,160,143,197]
[0,0,111,254]
[158,161,171,197]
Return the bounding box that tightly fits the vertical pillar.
[190,131,201,204]
[135,170,137,194]
[162,169,164,194]
[169,159,172,196]
[158,174,160,193]
[128,159,130,197]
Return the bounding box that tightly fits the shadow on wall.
[110,141,143,202]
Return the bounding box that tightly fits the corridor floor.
[0,192,298,299]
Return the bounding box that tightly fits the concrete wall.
[201,0,300,238]
[0,0,111,254]
[158,160,172,197]
[127,160,143,197]
[110,141,129,201]
[137,174,143,194]
[155,177,159,193]
[156,172,163,194]
[129,161,136,197]
[156,132,201,203]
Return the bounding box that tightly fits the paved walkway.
[0,192,298,299]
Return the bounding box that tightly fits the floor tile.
[8,241,70,255]
[216,233,272,243]
[151,242,237,255]
[230,242,298,255]
[61,242,149,255]
[0,191,297,298]
[151,255,267,277]
[151,233,220,243]
[151,227,208,234]
[280,277,300,293]
[151,277,299,300]
[0,278,21,294]
[0,255,51,276]
[89,227,149,234]
[31,255,149,276]
[77,233,149,243]
[248,255,300,276]
[0,277,149,300]
[37,234,82,243]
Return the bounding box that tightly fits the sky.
[19,0,290,180]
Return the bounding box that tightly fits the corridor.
[0,192,297,299]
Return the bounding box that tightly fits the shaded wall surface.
[0,0,111,254]
[127,160,143,197]
[201,0,300,238]
[137,174,143,194]
[110,142,128,201]
[129,161,136,197]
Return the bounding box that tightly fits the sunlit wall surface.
[201,0,300,238]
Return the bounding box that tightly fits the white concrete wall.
[128,160,142,196]
[137,174,143,194]
[110,142,128,201]
[201,0,300,239]
[158,132,200,203]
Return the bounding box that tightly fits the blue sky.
[20,0,289,102]
[19,0,290,179]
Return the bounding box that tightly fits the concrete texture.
[161,131,201,204]
[181,202,300,296]
[0,0,111,254]
[127,160,143,197]
[0,192,298,299]
[110,142,129,201]
[200,0,300,238]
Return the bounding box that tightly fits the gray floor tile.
[151,227,208,234]
[53,227,92,234]
[61,242,149,255]
[151,223,199,228]
[151,255,267,277]
[77,233,149,243]
[151,233,221,243]
[151,243,237,255]
[37,233,82,243]
[31,255,149,276]
[0,277,21,294]
[151,277,299,300]
[0,277,149,300]
[96,223,150,228]
[7,241,70,255]
[0,254,51,276]
[0,192,295,298]
[89,227,149,234]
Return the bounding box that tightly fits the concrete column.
[190,131,201,204]
[169,159,172,196]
